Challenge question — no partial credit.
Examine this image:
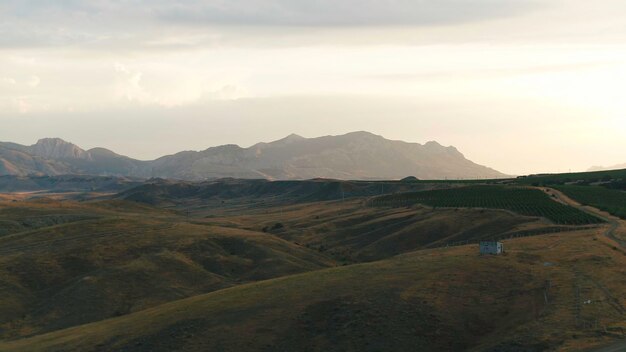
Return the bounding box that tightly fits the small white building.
[479,241,504,255]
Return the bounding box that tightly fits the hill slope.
[0,199,334,339]
[0,193,571,340]
[0,175,143,194]
[0,132,507,180]
[2,227,624,352]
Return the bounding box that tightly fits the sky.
[1,0,625,175]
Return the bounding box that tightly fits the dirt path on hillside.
[541,187,626,249]
[542,188,626,352]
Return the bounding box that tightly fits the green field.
[372,185,603,225]
[515,168,626,186]
[556,185,626,220]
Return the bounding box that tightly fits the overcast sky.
[1,0,625,175]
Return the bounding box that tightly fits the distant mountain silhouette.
[29,138,91,160]
[0,132,507,180]
[588,163,626,172]
[0,138,144,177]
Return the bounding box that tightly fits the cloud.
[3,0,626,51]
[114,63,153,104]
[1,1,540,27]
[158,0,540,27]
[0,0,542,49]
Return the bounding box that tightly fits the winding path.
[542,187,625,249]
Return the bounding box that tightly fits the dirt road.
[542,187,626,352]
[543,187,625,248]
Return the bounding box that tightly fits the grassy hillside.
[516,168,626,186]
[1,175,623,351]
[372,186,603,225]
[116,178,448,208]
[0,175,143,193]
[0,199,335,339]
[220,199,579,262]
[0,196,574,339]
[1,227,624,352]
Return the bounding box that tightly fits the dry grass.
[198,199,573,263]
[0,195,624,351]
[1,226,624,351]
[0,199,335,339]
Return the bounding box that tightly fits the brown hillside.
[0,199,334,339]
[1,227,624,352]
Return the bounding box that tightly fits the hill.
[1,226,624,352]
[513,168,626,220]
[115,178,450,208]
[0,132,508,180]
[204,198,585,263]
[554,185,626,220]
[515,168,626,186]
[0,175,143,194]
[1,171,624,351]
[0,190,605,341]
[371,185,603,225]
[0,198,335,339]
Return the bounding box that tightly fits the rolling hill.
[0,187,612,344]
[1,171,624,351]
[1,227,623,352]
[0,175,143,194]
[0,199,335,339]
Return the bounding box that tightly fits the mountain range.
[0,132,507,180]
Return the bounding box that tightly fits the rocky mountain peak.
[284,133,305,141]
[30,138,91,160]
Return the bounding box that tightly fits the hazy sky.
[1,0,625,175]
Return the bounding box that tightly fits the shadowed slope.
[209,199,578,262]
[0,195,562,340]
[2,227,624,352]
[0,199,334,339]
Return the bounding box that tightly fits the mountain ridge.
[0,132,508,180]
[30,138,92,160]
